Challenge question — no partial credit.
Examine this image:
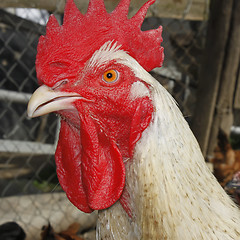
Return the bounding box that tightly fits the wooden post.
[207,0,240,155]
[191,0,240,157]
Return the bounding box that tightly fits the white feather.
[130,81,150,100]
[87,41,123,70]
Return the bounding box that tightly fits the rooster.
[27,0,240,239]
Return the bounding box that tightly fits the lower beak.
[27,85,82,118]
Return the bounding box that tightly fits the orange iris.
[102,70,119,83]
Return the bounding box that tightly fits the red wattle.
[55,119,92,212]
[80,112,126,210]
[55,95,153,213]
[55,114,126,212]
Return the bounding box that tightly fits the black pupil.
[106,72,113,79]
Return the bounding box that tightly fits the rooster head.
[27,0,163,213]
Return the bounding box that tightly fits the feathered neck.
[97,72,240,239]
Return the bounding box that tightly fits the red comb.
[36,0,164,84]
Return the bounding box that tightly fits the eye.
[102,69,119,83]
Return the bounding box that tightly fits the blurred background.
[0,0,239,239]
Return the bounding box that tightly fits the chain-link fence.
[0,1,209,239]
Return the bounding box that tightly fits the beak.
[27,85,82,118]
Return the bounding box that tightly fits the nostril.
[52,79,69,90]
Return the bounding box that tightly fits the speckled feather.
[96,50,240,239]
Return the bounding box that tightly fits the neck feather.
[97,75,240,239]
[95,53,240,239]
[125,79,240,239]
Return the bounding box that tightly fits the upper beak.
[27,85,82,118]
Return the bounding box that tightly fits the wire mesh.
[0,1,208,239]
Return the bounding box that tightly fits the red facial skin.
[35,0,163,215]
[53,62,153,213]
